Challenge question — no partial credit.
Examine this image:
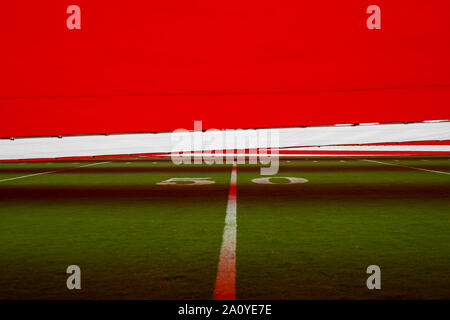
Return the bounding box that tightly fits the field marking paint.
[361,159,450,175]
[0,161,110,183]
[214,164,237,300]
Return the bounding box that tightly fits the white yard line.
[361,159,450,175]
[0,161,110,183]
[214,164,237,300]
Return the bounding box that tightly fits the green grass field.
[0,156,449,299]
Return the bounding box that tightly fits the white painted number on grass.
[366,265,381,290]
[251,177,308,184]
[156,177,216,186]
[66,265,81,290]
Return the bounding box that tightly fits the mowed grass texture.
[236,157,450,299]
[0,157,449,299]
[0,160,230,299]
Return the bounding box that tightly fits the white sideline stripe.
[0,161,110,183]
[214,164,237,300]
[361,159,450,175]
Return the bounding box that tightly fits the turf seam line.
[361,159,450,175]
[0,161,110,183]
[214,164,237,300]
